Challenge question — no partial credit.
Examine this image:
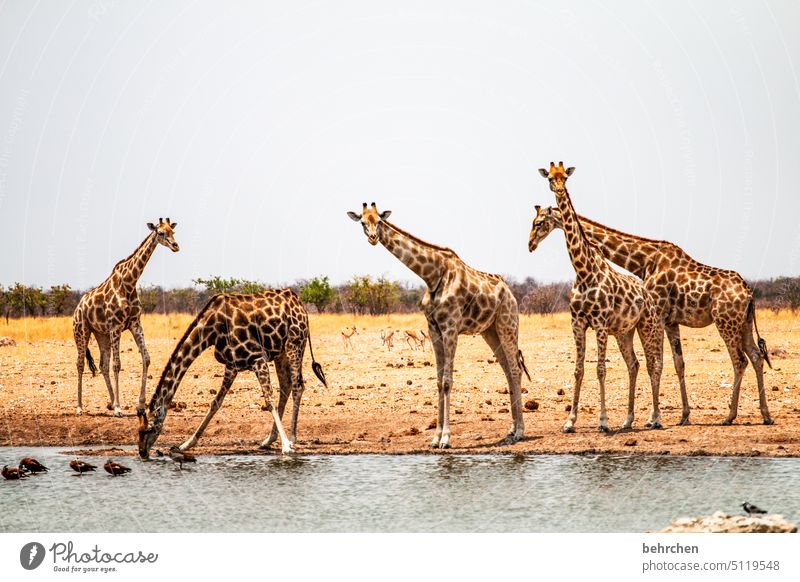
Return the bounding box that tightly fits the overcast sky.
[1,0,799,290]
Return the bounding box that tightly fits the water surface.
[1,448,797,532]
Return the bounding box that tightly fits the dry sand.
[0,312,798,457]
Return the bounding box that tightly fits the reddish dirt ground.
[1,313,798,458]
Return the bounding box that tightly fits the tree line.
[1,275,799,320]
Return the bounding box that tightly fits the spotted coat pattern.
[72,219,179,417]
[528,203,773,425]
[348,203,530,448]
[137,289,328,458]
[536,163,665,433]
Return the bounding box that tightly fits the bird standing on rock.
[168,446,196,469]
[19,457,48,474]
[2,465,27,480]
[103,459,131,476]
[742,502,768,515]
[70,459,97,474]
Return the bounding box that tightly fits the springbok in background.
[341,326,358,349]
[404,329,428,350]
[381,328,395,350]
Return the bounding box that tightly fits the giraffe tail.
[518,350,531,382]
[85,348,97,376]
[307,334,328,388]
[749,299,772,369]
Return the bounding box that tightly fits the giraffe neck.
[378,220,448,289]
[147,310,214,432]
[114,232,159,293]
[578,216,663,279]
[553,187,601,283]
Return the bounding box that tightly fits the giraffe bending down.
[73,219,179,417]
[341,326,358,349]
[348,202,531,447]
[137,289,328,458]
[537,163,665,432]
[528,203,773,425]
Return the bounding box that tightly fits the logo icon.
[20,542,45,570]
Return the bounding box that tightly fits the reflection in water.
[0,448,797,533]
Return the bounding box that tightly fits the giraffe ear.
[379,210,392,220]
[538,168,548,178]
[147,223,157,231]
[566,167,575,176]
[170,222,178,229]
[546,207,554,216]
[534,205,541,212]
[347,211,361,222]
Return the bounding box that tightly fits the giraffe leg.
[719,320,749,426]
[563,319,587,433]
[639,312,664,429]
[427,322,446,448]
[482,327,520,443]
[615,330,639,430]
[437,330,458,449]
[95,334,115,413]
[665,324,690,425]
[74,322,90,416]
[179,367,237,451]
[130,320,150,413]
[595,329,609,432]
[287,345,306,445]
[491,313,525,443]
[742,318,773,425]
[110,329,122,417]
[262,357,290,449]
[254,358,293,454]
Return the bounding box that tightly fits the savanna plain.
[0,311,798,457]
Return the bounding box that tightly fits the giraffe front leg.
[666,324,690,425]
[110,330,123,417]
[595,329,609,433]
[131,321,150,413]
[563,320,587,433]
[616,330,639,430]
[255,359,293,454]
[437,332,458,449]
[180,367,237,451]
[262,358,290,449]
[642,318,664,430]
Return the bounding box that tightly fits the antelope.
[341,326,358,349]
[381,328,395,350]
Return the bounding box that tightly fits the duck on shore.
[168,446,196,469]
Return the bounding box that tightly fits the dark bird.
[168,446,196,469]
[70,459,97,474]
[742,502,768,515]
[19,457,48,474]
[104,459,131,476]
[2,465,27,480]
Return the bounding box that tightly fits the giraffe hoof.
[722,419,733,426]
[439,443,451,450]
[598,425,609,433]
[106,403,114,411]
[678,417,691,426]
[645,422,663,430]
[763,418,775,426]
[562,426,575,434]
[113,409,123,418]
[76,407,83,416]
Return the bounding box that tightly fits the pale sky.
[1,0,799,290]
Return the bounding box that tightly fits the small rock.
[485,399,492,405]
[427,419,437,430]
[210,389,217,394]
[557,388,565,396]
[406,380,413,385]
[565,404,572,412]
[423,400,432,406]
[624,439,637,447]
[524,400,539,411]
[455,409,463,415]
[335,400,344,406]
[498,407,509,413]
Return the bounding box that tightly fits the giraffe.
[348,202,531,447]
[341,325,358,349]
[537,163,665,432]
[137,288,328,458]
[528,204,774,425]
[73,218,179,417]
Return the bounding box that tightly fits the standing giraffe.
[528,204,774,425]
[73,218,179,417]
[537,163,665,432]
[348,202,531,447]
[137,289,328,458]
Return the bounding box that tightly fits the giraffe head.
[528,205,563,252]
[147,218,180,252]
[538,161,575,194]
[137,404,166,458]
[347,202,392,246]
